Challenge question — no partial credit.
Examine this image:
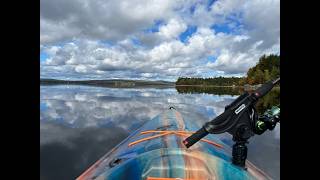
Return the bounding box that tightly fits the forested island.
[176,54,280,86]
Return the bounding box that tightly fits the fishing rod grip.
[183,127,208,148]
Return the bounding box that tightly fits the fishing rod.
[183,77,280,168]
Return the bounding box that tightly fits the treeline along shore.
[176,54,280,88]
[176,77,243,87]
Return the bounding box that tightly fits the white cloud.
[158,19,187,40]
[40,0,280,80]
[40,0,182,44]
[75,65,88,73]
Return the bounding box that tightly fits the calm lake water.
[40,85,280,180]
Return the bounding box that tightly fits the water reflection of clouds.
[40,85,280,180]
[40,86,235,130]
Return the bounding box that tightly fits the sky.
[40,0,280,81]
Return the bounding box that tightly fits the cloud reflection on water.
[40,85,279,180]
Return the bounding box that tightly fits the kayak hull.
[77,108,271,180]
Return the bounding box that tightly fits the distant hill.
[40,78,175,88]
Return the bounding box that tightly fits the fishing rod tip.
[272,77,280,85]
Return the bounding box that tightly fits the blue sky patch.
[206,55,217,62]
[211,23,233,34]
[207,0,216,11]
[131,37,142,46]
[190,0,216,13]
[179,25,197,43]
[100,40,115,47]
[211,14,243,34]
[40,52,48,62]
[143,20,164,33]
[190,4,196,14]
[40,102,48,111]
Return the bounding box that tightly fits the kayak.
[77,108,271,180]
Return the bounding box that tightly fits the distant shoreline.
[40,79,280,90]
[40,79,175,88]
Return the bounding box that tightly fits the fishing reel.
[254,106,280,135]
[183,78,280,168]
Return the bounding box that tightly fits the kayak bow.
[77,108,271,180]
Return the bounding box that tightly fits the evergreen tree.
[254,69,264,84]
[270,66,279,79]
[264,70,271,82]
